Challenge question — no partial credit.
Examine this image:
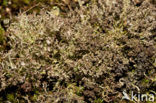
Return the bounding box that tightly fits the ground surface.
[0,0,156,103]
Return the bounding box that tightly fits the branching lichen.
[0,0,155,102]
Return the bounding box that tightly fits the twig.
[22,3,41,14]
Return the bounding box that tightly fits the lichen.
[0,0,155,102]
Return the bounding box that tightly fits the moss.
[7,94,16,103]
[0,25,4,44]
[94,98,103,103]
[0,0,155,102]
[142,79,150,84]
[0,97,3,102]
[153,58,156,67]
[30,94,38,102]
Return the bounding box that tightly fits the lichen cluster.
[0,0,155,102]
